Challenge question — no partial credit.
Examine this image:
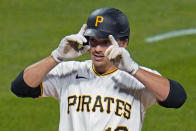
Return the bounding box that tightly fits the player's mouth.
[92,53,105,61]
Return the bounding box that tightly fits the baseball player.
[11,8,186,131]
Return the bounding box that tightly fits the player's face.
[89,37,113,71]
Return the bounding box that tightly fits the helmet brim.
[84,28,111,39]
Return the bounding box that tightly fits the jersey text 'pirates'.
[41,60,160,131]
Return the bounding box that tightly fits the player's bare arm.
[23,56,58,88]
[11,24,89,96]
[23,24,89,87]
[134,68,169,101]
[106,35,186,108]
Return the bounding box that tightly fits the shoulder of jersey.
[48,60,92,77]
[60,60,92,72]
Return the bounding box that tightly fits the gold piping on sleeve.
[40,82,43,96]
[92,65,118,76]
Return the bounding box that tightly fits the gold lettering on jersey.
[95,16,104,27]
[115,99,125,117]
[104,97,114,113]
[124,103,132,119]
[67,95,132,119]
[67,95,77,114]
[76,95,82,112]
[81,95,92,112]
[92,95,104,112]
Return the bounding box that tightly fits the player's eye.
[89,38,96,43]
[104,40,110,44]
[89,38,97,47]
[103,40,111,46]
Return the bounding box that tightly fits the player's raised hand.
[105,35,139,75]
[51,24,90,63]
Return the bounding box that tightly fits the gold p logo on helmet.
[95,16,104,27]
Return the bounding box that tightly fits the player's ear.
[118,39,128,48]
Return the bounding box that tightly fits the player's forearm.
[23,56,58,88]
[133,68,170,101]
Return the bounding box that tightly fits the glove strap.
[51,50,63,63]
[129,62,139,75]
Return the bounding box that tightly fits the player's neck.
[93,63,117,75]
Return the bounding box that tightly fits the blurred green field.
[0,0,196,130]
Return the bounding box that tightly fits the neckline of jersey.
[92,64,118,76]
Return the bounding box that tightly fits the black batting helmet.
[84,8,130,40]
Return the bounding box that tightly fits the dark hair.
[119,36,129,42]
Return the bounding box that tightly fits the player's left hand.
[105,35,139,75]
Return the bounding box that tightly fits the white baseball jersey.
[41,60,160,131]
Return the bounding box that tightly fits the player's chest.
[59,76,142,122]
[61,76,137,106]
[65,76,129,95]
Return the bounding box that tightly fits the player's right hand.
[51,24,90,63]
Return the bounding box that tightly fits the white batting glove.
[105,35,139,75]
[51,24,90,63]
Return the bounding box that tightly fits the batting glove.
[51,24,90,63]
[105,35,139,75]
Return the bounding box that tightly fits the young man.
[11,8,186,131]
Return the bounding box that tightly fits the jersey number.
[105,126,128,131]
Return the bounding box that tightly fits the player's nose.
[94,44,104,52]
